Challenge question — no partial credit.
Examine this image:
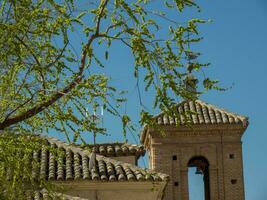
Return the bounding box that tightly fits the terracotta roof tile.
[154,100,248,126]
[81,143,145,159]
[29,136,168,182]
[141,100,249,143]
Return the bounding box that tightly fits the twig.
[15,36,47,94]
[0,0,109,130]
[46,41,69,69]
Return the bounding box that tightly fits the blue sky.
[50,1,267,199]
[189,1,267,199]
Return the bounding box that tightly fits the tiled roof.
[31,136,168,182]
[141,100,248,143]
[81,143,145,158]
[155,100,248,126]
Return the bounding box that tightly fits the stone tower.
[141,100,248,200]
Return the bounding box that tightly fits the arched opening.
[187,156,210,200]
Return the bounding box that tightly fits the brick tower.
[141,100,248,200]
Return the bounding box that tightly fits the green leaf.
[121,1,139,24]
[105,51,109,60]
[76,11,86,19]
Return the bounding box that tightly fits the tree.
[0,0,219,198]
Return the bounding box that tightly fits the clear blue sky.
[51,1,267,199]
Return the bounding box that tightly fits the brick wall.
[145,126,246,200]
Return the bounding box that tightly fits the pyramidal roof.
[155,99,248,126]
[141,99,248,142]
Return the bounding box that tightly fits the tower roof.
[141,100,249,143]
[155,100,248,126]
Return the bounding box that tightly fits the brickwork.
[144,124,247,200]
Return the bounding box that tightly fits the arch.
[187,156,209,168]
[182,151,216,169]
[187,156,210,200]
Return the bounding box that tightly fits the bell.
[195,167,203,175]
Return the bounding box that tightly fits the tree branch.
[4,93,36,121]
[98,34,132,48]
[15,36,47,94]
[0,0,109,130]
[45,40,69,69]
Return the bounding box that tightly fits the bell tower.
[141,100,248,200]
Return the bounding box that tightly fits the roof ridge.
[83,142,143,147]
[152,99,189,118]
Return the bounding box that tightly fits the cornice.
[142,124,247,149]
[53,180,166,190]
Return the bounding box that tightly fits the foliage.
[0,133,58,199]
[0,0,218,198]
